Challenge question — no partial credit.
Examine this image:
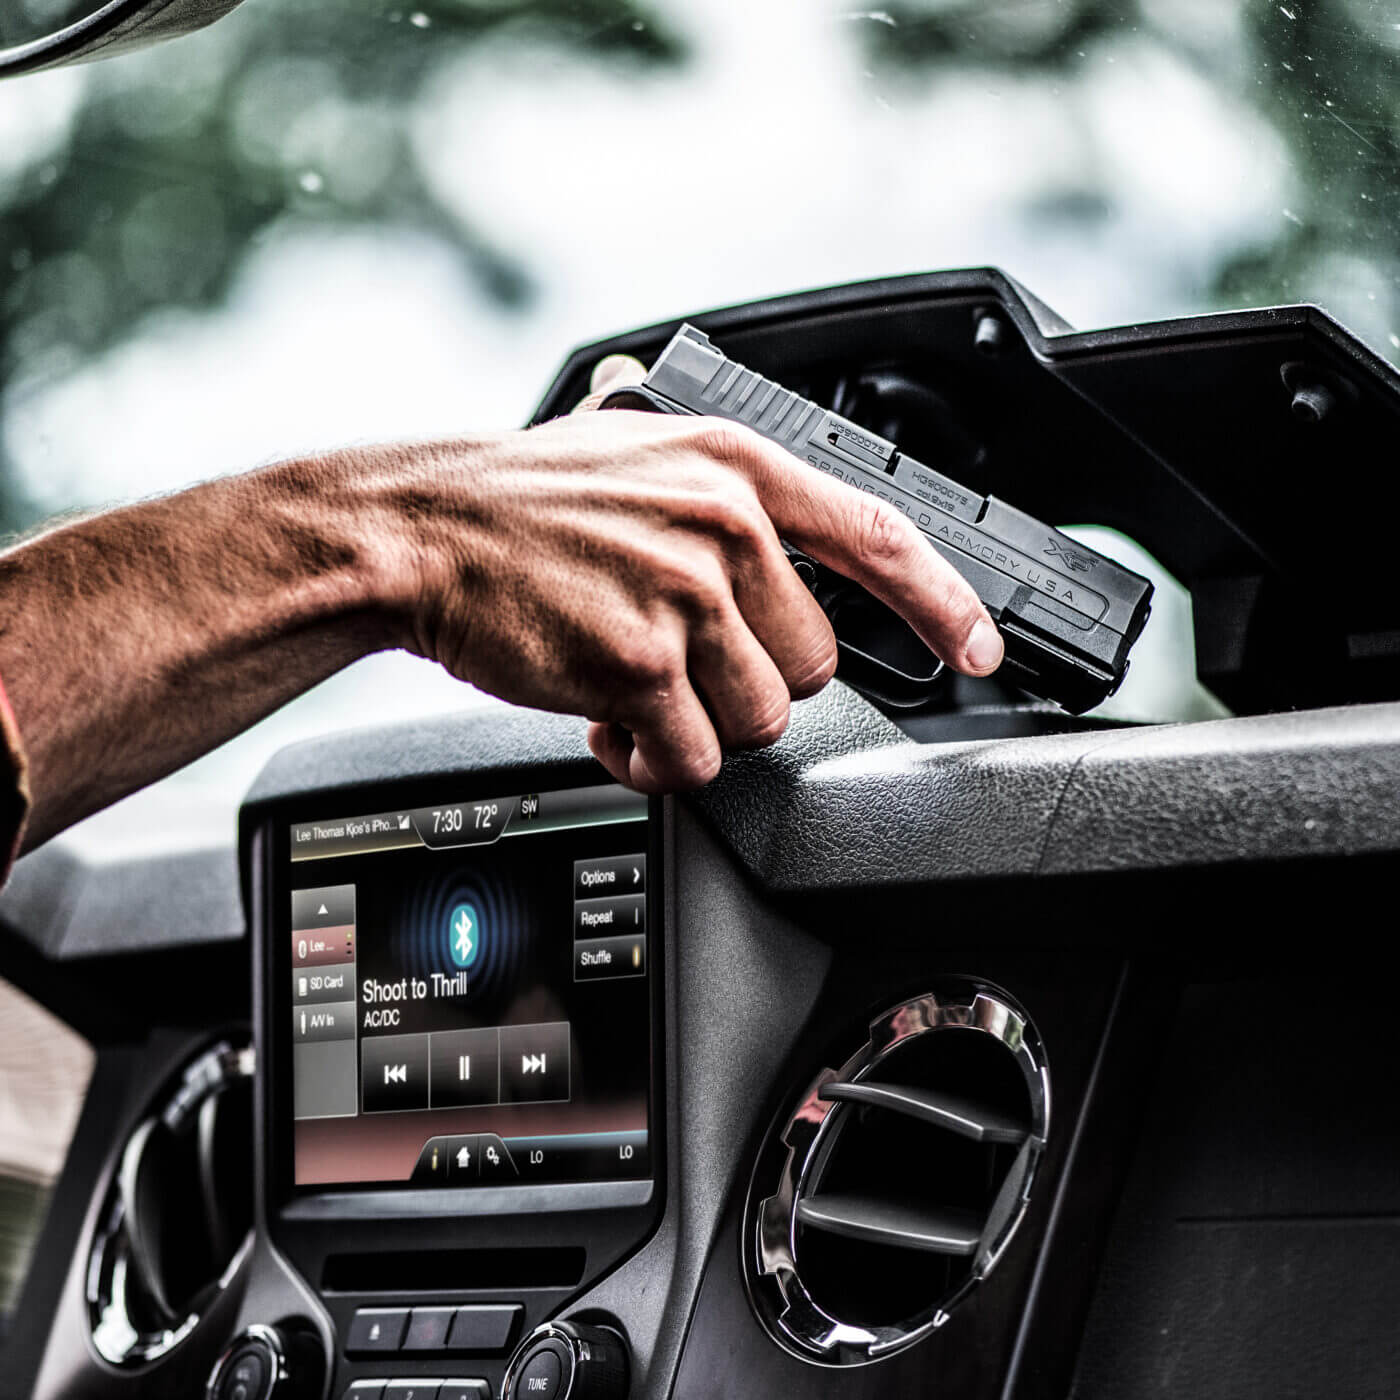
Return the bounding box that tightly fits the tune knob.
[503,1321,629,1400]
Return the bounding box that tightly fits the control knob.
[206,1323,322,1400]
[503,1320,629,1400]
[206,1325,291,1400]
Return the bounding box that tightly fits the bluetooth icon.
[447,902,481,970]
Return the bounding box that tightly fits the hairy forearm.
[0,450,427,850]
[0,388,1005,848]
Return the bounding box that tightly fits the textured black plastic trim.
[688,685,1400,891]
[7,678,1399,974]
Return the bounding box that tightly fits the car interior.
[1,265,1398,1400]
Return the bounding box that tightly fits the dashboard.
[3,269,1400,1400]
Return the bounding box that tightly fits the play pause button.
[499,1022,571,1104]
[429,1027,500,1108]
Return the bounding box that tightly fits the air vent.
[743,985,1048,1365]
[87,1038,254,1365]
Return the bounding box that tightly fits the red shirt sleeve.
[0,674,30,883]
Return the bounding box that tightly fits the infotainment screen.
[281,783,656,1191]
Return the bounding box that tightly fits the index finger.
[711,424,1005,677]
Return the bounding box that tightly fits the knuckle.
[675,560,732,625]
[730,691,791,749]
[692,419,751,466]
[855,498,913,567]
[614,633,681,691]
[681,487,767,554]
[786,633,839,698]
[714,492,769,551]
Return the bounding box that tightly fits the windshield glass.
[0,0,1388,842]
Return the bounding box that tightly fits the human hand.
[393,355,1002,791]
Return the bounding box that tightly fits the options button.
[573,853,646,900]
[478,1134,518,1181]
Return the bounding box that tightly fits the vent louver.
[87,1039,254,1365]
[744,985,1048,1365]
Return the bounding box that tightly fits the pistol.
[602,323,1153,714]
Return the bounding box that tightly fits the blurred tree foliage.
[857,0,1400,338]
[1218,0,1400,315]
[2,0,1397,540]
[0,0,682,535]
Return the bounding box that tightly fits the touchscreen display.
[284,783,654,1190]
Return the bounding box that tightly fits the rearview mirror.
[0,0,246,78]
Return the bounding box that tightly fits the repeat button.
[572,894,644,940]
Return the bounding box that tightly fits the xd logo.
[448,902,480,970]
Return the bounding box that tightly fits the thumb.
[572,353,647,413]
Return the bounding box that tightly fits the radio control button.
[447,1303,522,1354]
[499,1023,570,1104]
[292,960,355,1005]
[411,1137,452,1184]
[571,894,644,940]
[383,1383,443,1400]
[340,1383,385,1400]
[573,935,645,983]
[291,884,356,931]
[430,1028,500,1109]
[573,854,645,899]
[292,999,357,1045]
[403,1306,455,1352]
[362,1033,430,1113]
[515,1349,561,1400]
[444,1135,480,1181]
[212,1345,267,1400]
[477,1135,518,1182]
[438,1383,491,1400]
[346,1308,409,1354]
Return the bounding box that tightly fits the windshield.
[0,0,1389,845]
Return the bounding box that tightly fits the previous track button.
[361,1032,430,1113]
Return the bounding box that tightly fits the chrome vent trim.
[86,1038,254,1366]
[744,984,1049,1366]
